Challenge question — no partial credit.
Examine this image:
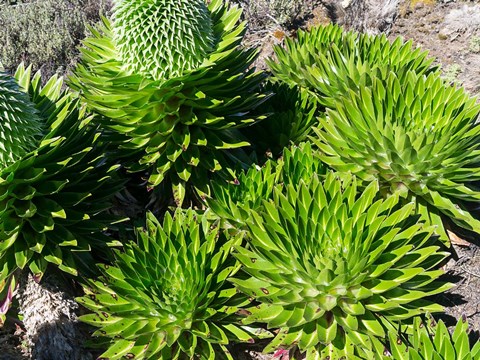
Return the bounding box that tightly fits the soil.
[1,0,480,359]
[389,0,480,97]
[440,244,480,333]
[0,320,28,360]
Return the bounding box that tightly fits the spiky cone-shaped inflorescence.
[0,65,124,316]
[311,69,480,244]
[268,24,438,111]
[69,0,268,206]
[77,210,257,360]
[207,142,326,229]
[380,314,480,359]
[0,72,42,167]
[240,82,319,160]
[231,172,452,359]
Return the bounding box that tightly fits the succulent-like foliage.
[114,0,214,80]
[0,72,42,167]
[385,315,480,359]
[241,82,319,158]
[268,24,438,110]
[0,65,123,288]
[78,210,254,359]
[208,160,278,229]
[232,172,451,358]
[245,25,437,159]
[207,142,325,228]
[312,70,480,243]
[70,0,267,205]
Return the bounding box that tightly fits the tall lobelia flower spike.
[0,73,42,167]
[70,0,268,206]
[114,0,215,80]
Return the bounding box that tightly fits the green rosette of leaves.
[311,69,480,243]
[268,24,437,110]
[70,0,267,205]
[374,315,480,360]
[240,82,319,159]
[231,172,451,358]
[207,142,326,228]
[77,210,255,359]
[245,25,437,159]
[0,65,123,317]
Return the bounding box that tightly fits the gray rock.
[17,273,92,360]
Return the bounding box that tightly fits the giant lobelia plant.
[311,70,480,243]
[0,65,123,319]
[268,24,438,110]
[232,172,451,358]
[207,142,326,229]
[70,0,268,205]
[240,81,319,159]
[244,25,439,156]
[78,210,256,359]
[389,315,480,360]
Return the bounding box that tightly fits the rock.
[17,273,92,360]
[329,0,400,34]
[439,3,480,38]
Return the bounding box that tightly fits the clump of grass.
[442,63,462,86]
[233,0,308,30]
[469,35,480,53]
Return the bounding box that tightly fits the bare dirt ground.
[390,1,480,97]
[441,244,480,333]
